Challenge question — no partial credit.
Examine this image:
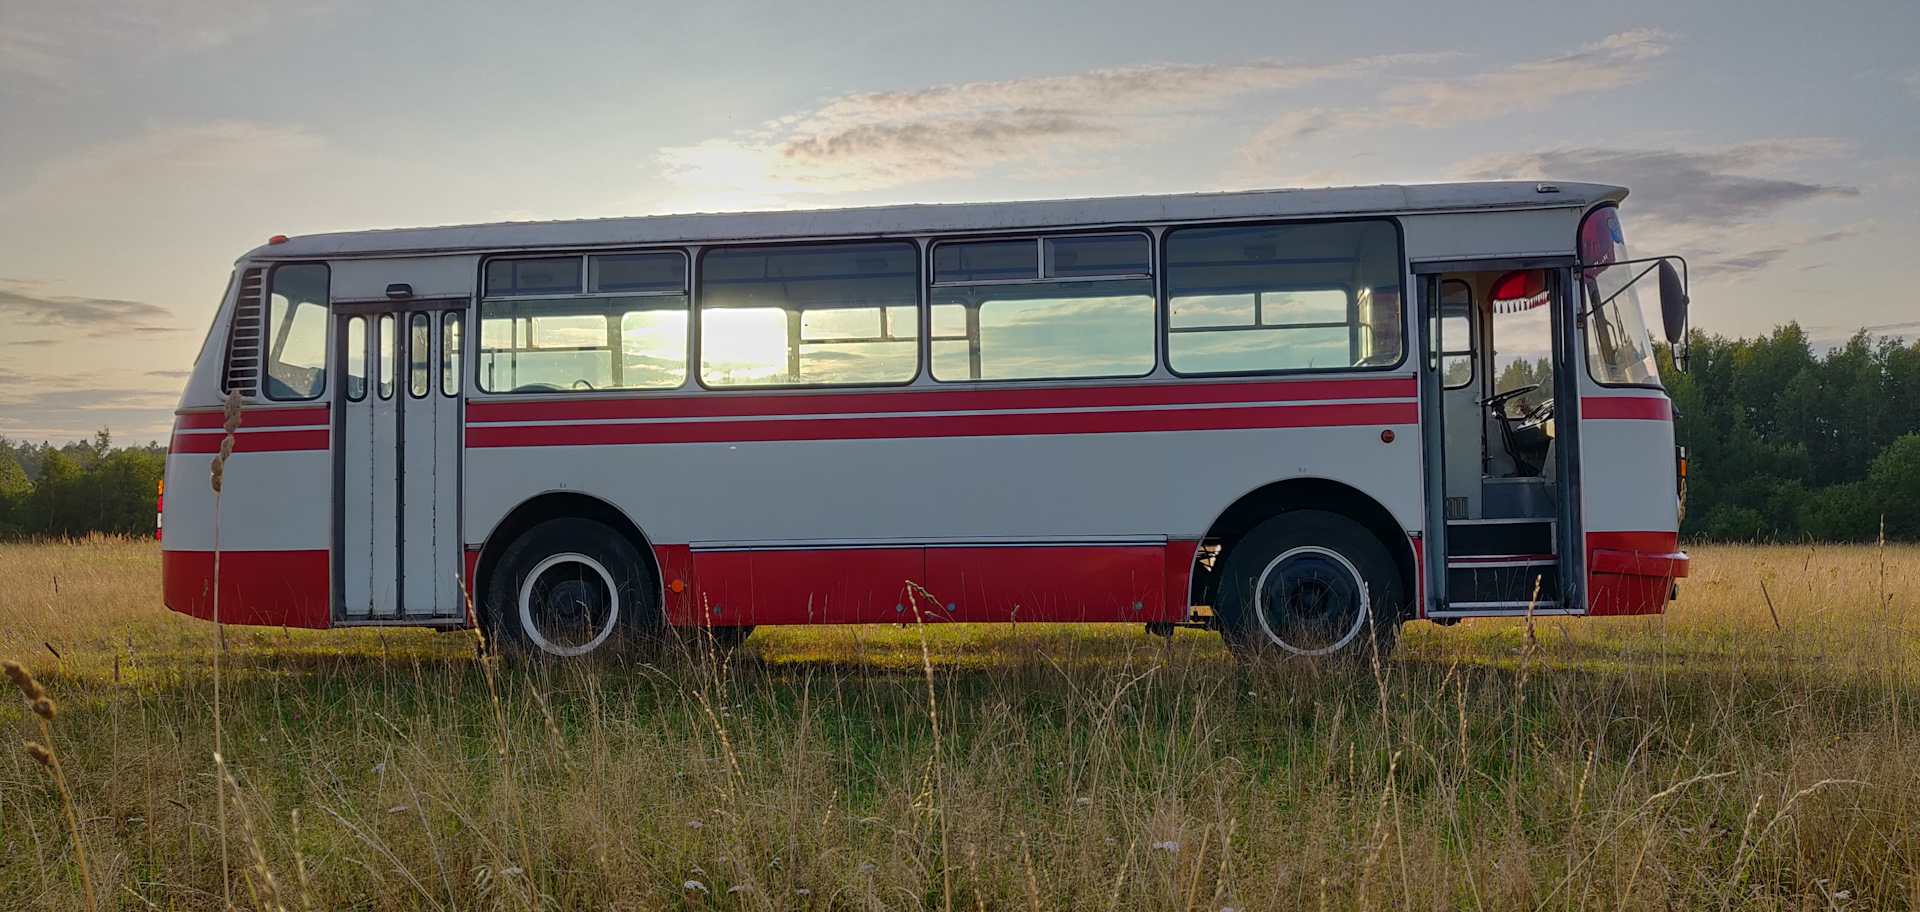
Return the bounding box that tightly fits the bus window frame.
[926,229,1157,384]
[476,249,693,395]
[693,239,924,391]
[262,261,332,402]
[1159,217,1409,379]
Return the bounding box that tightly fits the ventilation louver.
[221,267,267,395]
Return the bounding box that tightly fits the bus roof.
[249,180,1627,261]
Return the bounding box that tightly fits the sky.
[1,0,1915,444]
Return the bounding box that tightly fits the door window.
[345,316,367,401]
[409,313,432,398]
[442,313,463,397]
[1488,270,1554,412]
[1438,280,1474,389]
[377,314,396,400]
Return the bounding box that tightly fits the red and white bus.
[161,182,1690,658]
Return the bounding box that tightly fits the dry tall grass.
[1,537,1916,910]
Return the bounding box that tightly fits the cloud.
[0,0,351,85]
[659,53,1447,201]
[1455,142,1856,229]
[1453,141,1864,279]
[1863,320,1920,335]
[0,278,178,337]
[1906,72,1920,97]
[1242,29,1673,162]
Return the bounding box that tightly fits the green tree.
[1868,433,1920,540]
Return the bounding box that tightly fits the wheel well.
[472,492,658,621]
[1196,478,1418,619]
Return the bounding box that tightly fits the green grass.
[1,538,1917,910]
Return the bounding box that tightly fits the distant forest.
[1667,324,1920,542]
[0,431,167,539]
[2,322,1918,542]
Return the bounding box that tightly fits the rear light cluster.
[1675,446,1688,523]
[156,480,164,541]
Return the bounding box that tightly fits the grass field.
[1,539,1917,910]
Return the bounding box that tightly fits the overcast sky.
[2,0,1915,443]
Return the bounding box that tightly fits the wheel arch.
[1196,477,1418,620]
[472,491,660,623]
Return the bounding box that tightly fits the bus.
[161,181,1691,659]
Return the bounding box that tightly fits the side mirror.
[1657,259,1688,345]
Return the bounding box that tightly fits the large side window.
[1165,221,1402,375]
[478,252,689,393]
[930,234,1154,382]
[699,242,918,387]
[263,263,330,400]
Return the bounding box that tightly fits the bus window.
[378,314,395,399]
[930,234,1154,382]
[1165,220,1401,375]
[479,252,688,393]
[409,313,431,398]
[698,242,918,387]
[1439,280,1474,389]
[441,313,462,397]
[345,316,367,401]
[263,263,329,400]
[485,257,581,296]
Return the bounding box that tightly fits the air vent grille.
[221,267,267,395]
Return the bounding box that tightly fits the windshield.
[1578,207,1661,387]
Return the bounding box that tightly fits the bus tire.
[1214,510,1400,660]
[486,517,661,658]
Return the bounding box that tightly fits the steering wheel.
[1483,384,1538,411]
[1517,396,1555,427]
[571,379,597,391]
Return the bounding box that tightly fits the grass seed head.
[30,696,55,720]
[23,741,52,767]
[2,660,45,701]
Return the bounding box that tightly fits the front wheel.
[1214,510,1402,659]
[486,518,661,658]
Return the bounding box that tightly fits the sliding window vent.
[221,267,267,396]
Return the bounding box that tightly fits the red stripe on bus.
[1587,530,1679,554]
[175,406,330,430]
[1581,396,1671,421]
[468,401,1419,448]
[169,429,330,454]
[162,548,332,629]
[466,376,1418,425]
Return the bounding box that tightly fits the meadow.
[0,539,1916,911]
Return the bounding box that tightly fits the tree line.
[0,432,166,539]
[2,321,1917,542]
[1666,324,1920,542]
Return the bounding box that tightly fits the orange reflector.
[670,579,685,593]
[1380,429,1395,443]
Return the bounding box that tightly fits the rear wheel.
[1214,510,1402,659]
[486,518,660,657]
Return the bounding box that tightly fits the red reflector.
[268,235,288,245]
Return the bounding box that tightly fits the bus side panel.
[926,544,1172,623]
[1579,393,1686,615]
[162,408,334,629]
[161,550,331,628]
[689,548,925,626]
[464,379,1425,626]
